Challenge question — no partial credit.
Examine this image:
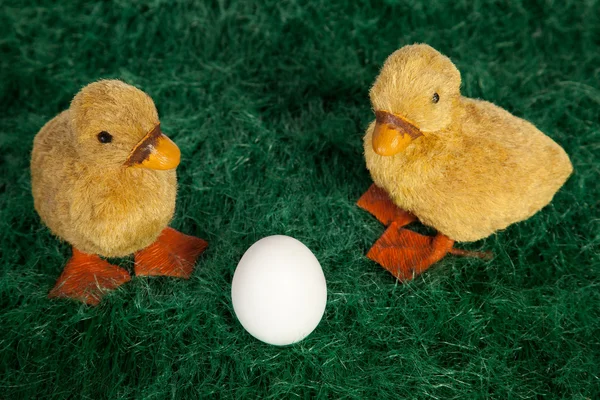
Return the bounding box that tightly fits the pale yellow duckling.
[32,80,207,305]
[358,44,572,280]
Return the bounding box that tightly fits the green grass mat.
[1,0,599,398]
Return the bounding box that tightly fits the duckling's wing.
[427,100,572,241]
[31,111,82,241]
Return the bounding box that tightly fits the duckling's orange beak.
[372,111,423,156]
[125,124,181,170]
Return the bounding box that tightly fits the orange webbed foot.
[367,223,455,281]
[134,227,208,279]
[359,184,491,280]
[48,248,131,306]
[357,184,416,227]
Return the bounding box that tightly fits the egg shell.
[231,235,327,346]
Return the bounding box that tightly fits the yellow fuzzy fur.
[364,44,573,242]
[31,80,176,257]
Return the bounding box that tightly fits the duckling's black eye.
[97,131,113,144]
[432,92,440,103]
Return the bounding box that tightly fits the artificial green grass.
[1,0,599,398]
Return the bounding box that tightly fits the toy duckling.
[31,80,208,305]
[358,44,573,281]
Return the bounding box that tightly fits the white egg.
[231,235,327,346]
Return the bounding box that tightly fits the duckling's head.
[70,80,180,170]
[369,44,462,156]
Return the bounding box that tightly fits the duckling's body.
[32,80,207,305]
[32,111,176,257]
[358,44,572,281]
[364,97,572,242]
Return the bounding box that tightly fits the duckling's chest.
[74,169,177,229]
[368,157,437,210]
[118,171,177,220]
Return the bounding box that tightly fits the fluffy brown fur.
[31,80,176,257]
[364,44,573,242]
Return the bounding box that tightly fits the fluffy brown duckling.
[358,44,573,281]
[31,80,208,305]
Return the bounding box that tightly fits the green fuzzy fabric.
[1,0,599,398]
